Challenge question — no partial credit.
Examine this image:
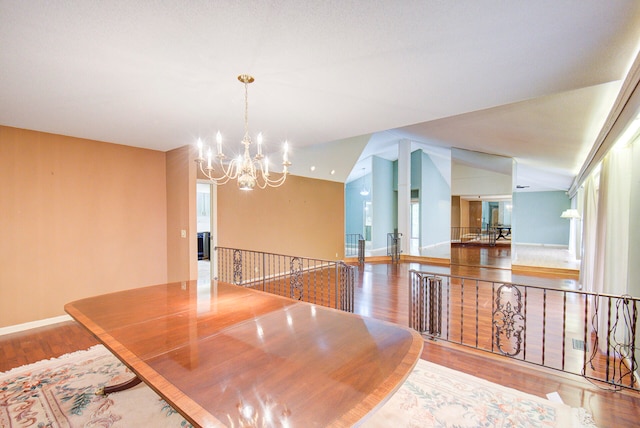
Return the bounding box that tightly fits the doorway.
[197,181,216,285]
[410,200,419,254]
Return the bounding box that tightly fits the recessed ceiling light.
[310,166,316,171]
[330,170,335,175]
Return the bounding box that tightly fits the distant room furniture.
[197,232,210,260]
[496,226,511,240]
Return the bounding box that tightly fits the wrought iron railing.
[409,270,639,391]
[216,247,355,312]
[345,233,365,263]
[451,227,497,246]
[387,231,402,262]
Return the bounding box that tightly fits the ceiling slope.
[1,1,640,190]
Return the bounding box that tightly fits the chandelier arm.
[267,173,288,187]
[197,157,240,184]
[219,157,240,180]
[254,160,288,188]
[198,162,231,185]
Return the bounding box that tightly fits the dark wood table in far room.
[496,226,511,240]
[65,280,423,427]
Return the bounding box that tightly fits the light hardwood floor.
[1,258,639,427]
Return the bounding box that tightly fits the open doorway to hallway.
[410,200,419,254]
[197,182,214,285]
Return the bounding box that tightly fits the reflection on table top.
[65,281,423,427]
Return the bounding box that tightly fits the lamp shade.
[560,209,581,219]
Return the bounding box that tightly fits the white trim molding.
[0,315,73,337]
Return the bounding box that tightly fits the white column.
[398,139,411,255]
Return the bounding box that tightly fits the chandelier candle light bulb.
[195,74,291,190]
[216,131,222,156]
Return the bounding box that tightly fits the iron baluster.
[542,289,547,366]
[607,296,612,382]
[562,291,567,371]
[233,249,243,285]
[583,294,589,375]
[445,276,450,341]
[475,280,479,349]
[428,276,442,337]
[523,287,528,361]
[492,284,525,357]
[460,278,464,343]
[631,300,637,388]
[289,257,303,301]
[491,282,496,354]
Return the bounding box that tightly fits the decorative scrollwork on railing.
[215,247,355,312]
[493,284,525,356]
[289,257,303,301]
[233,249,243,285]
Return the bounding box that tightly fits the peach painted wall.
[216,175,345,260]
[166,145,198,282]
[0,126,168,327]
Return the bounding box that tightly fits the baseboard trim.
[511,264,580,279]
[0,315,73,336]
[344,255,451,265]
[343,256,391,264]
[401,255,450,265]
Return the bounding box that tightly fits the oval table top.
[65,280,423,427]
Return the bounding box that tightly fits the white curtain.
[595,146,631,296]
[591,146,632,351]
[579,174,598,292]
[573,189,583,262]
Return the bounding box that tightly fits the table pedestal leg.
[96,375,142,395]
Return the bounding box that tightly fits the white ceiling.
[2,1,640,191]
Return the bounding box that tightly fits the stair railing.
[216,247,355,312]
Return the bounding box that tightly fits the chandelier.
[195,74,291,190]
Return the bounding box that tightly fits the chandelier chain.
[243,79,250,142]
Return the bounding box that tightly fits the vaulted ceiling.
[2,1,639,191]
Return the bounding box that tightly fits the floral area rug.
[1,345,596,427]
[0,345,191,427]
[365,359,597,428]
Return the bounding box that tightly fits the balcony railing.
[216,247,355,312]
[451,227,497,246]
[387,231,402,262]
[409,270,639,391]
[345,233,365,263]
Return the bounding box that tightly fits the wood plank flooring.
[1,260,639,427]
[0,321,98,371]
[450,242,513,269]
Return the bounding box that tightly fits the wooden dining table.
[65,280,423,427]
